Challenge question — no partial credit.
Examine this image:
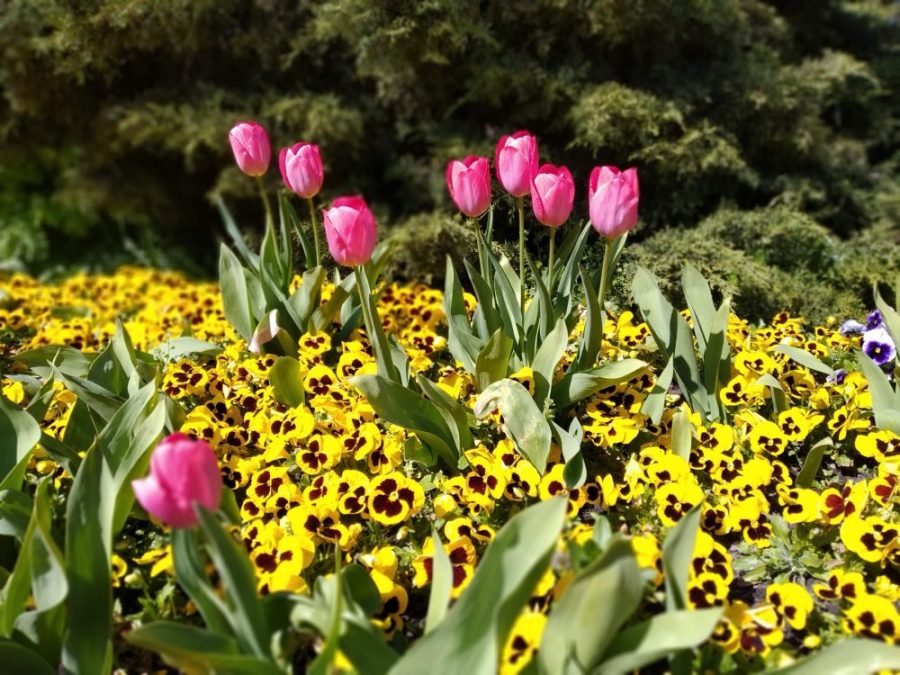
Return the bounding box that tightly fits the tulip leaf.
[531,318,569,410]
[857,352,900,434]
[539,536,644,673]
[14,346,95,379]
[269,356,306,407]
[596,608,723,675]
[424,528,453,635]
[352,374,459,467]
[797,436,834,488]
[670,409,693,462]
[219,244,257,342]
[572,263,602,372]
[475,379,552,473]
[661,505,702,612]
[0,640,56,675]
[551,359,648,409]
[641,356,674,424]
[475,329,513,391]
[0,394,41,486]
[151,337,223,363]
[775,344,835,376]
[391,497,567,675]
[766,639,900,675]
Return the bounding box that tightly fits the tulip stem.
[597,238,614,356]
[517,196,526,318]
[256,176,274,230]
[306,197,322,267]
[547,228,556,294]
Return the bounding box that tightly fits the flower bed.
[0,123,898,674]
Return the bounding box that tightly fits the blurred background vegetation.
[1,0,898,321]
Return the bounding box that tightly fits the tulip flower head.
[279,142,324,198]
[322,196,377,267]
[530,163,574,228]
[588,166,639,239]
[446,156,492,218]
[495,131,539,197]
[132,433,223,528]
[228,121,271,177]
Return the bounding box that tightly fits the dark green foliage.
[0,0,898,313]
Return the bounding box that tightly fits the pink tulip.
[279,142,324,198]
[530,163,574,228]
[132,433,222,528]
[228,121,271,177]
[588,166,639,239]
[322,196,377,267]
[446,156,492,218]
[495,131,539,197]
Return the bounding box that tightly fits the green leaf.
[219,244,257,342]
[0,639,56,675]
[391,498,567,675]
[62,447,113,674]
[572,264,602,372]
[424,528,453,635]
[596,608,723,675]
[30,482,67,612]
[682,263,717,354]
[858,352,900,434]
[417,374,474,453]
[766,639,900,675]
[555,419,586,489]
[309,545,343,675]
[218,195,260,268]
[797,437,834,488]
[670,410,693,462]
[756,374,788,414]
[0,395,41,485]
[475,329,513,391]
[288,266,326,329]
[873,283,900,363]
[340,564,381,618]
[775,344,834,376]
[196,508,270,658]
[352,374,458,468]
[531,318,569,410]
[0,490,32,538]
[474,379,552,473]
[126,622,282,675]
[269,356,306,407]
[632,267,710,420]
[14,346,94,379]
[172,528,233,638]
[641,357,674,424]
[539,536,644,673]
[551,359,648,409]
[151,337,223,363]
[661,505,701,612]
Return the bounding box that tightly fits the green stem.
[472,217,485,279]
[354,266,394,382]
[547,227,557,294]
[306,197,322,267]
[597,238,614,356]
[517,196,526,318]
[256,176,273,229]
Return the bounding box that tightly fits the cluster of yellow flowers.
[1,266,898,671]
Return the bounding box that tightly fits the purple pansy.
[862,327,896,367]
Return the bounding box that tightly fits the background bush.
[0,0,897,317]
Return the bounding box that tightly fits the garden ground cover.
[1,265,898,672]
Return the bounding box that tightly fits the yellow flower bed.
[1,266,898,671]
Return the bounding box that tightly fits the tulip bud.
[279,142,324,198]
[495,131,539,197]
[530,163,574,227]
[228,121,271,177]
[446,156,492,218]
[588,166,639,239]
[322,196,377,267]
[132,433,223,528]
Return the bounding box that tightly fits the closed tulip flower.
[132,433,223,528]
[323,196,377,267]
[495,131,539,197]
[588,166,639,239]
[446,156,492,218]
[530,163,574,228]
[279,142,324,198]
[228,121,271,177]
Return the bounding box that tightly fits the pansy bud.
[132,433,223,528]
[446,156,491,218]
[228,121,271,177]
[322,196,377,267]
[588,166,639,239]
[530,163,574,227]
[279,142,324,198]
[495,131,539,197]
